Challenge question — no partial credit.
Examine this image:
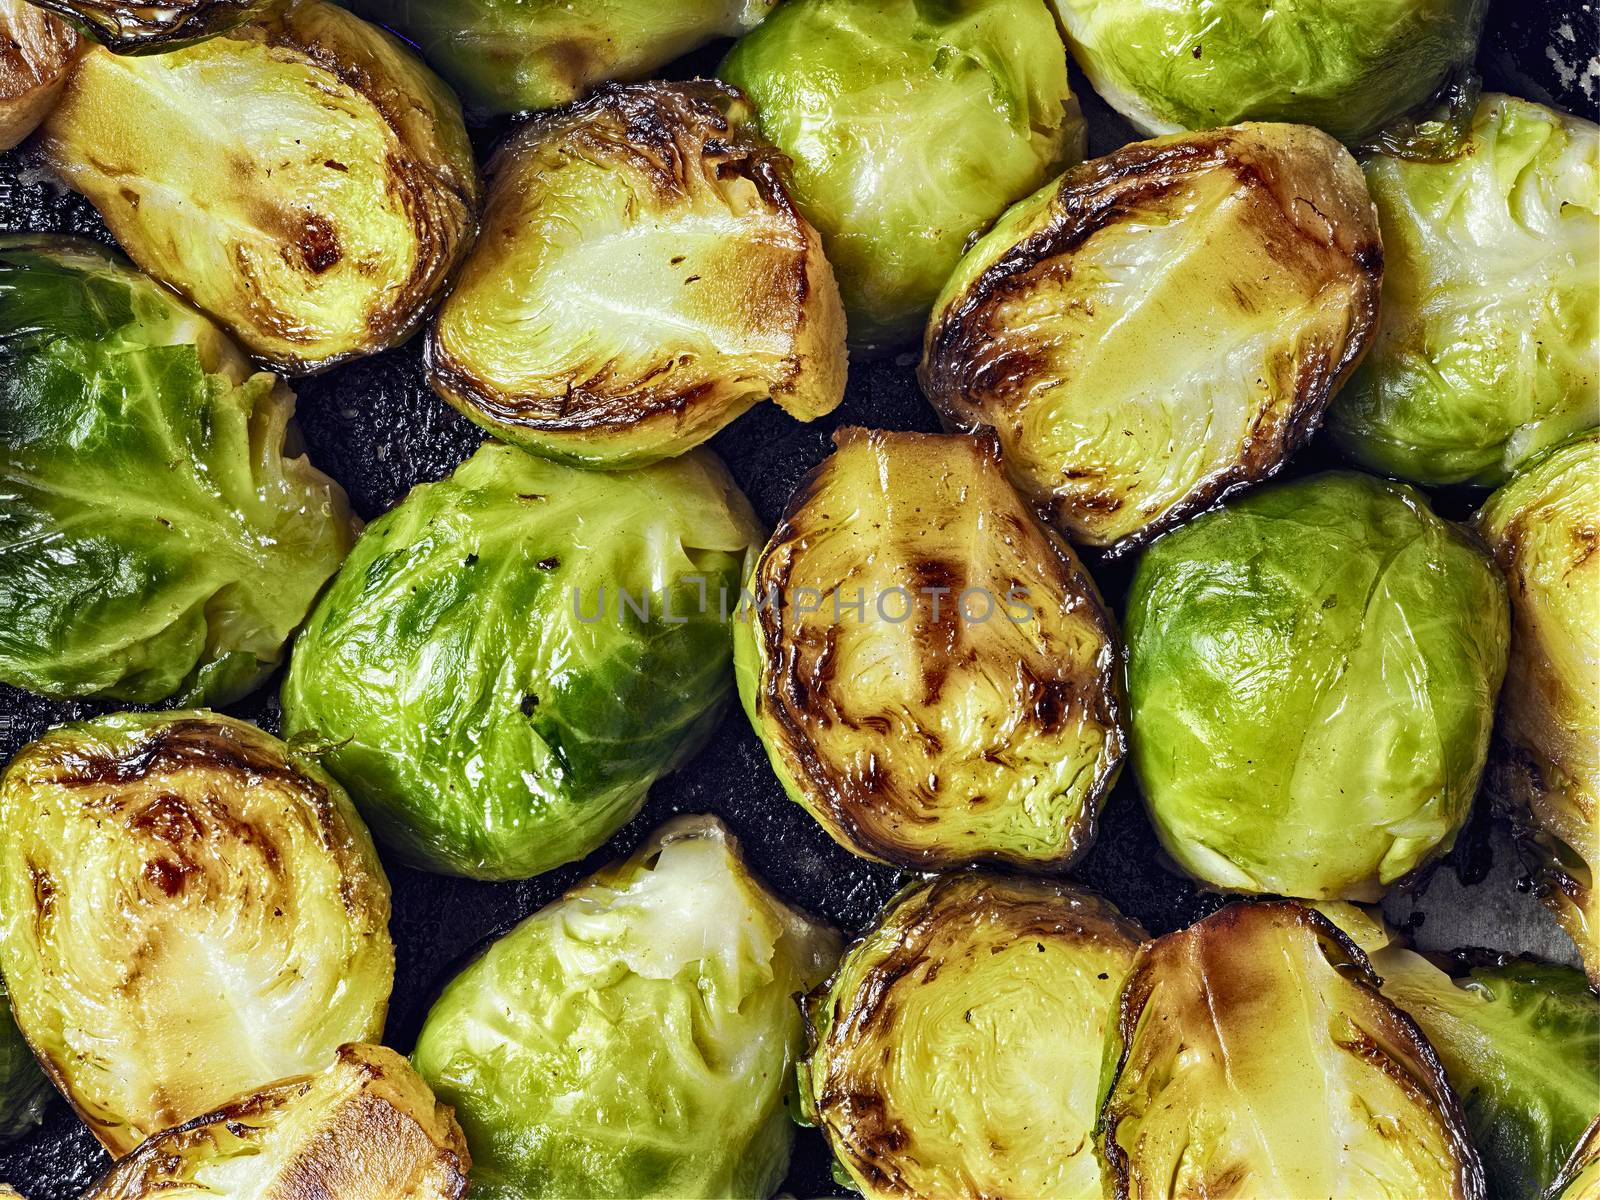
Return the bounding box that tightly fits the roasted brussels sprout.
[412,816,839,1199]
[26,0,263,52]
[1552,1119,1600,1200]
[0,236,355,705]
[1477,432,1600,983]
[282,443,761,879]
[40,0,479,373]
[1099,902,1485,1200]
[734,429,1123,871]
[804,874,1143,1199]
[0,982,47,1146]
[84,1044,468,1199]
[0,712,394,1157]
[1125,472,1509,900]
[344,0,774,117]
[922,123,1382,554]
[0,1,75,150]
[427,82,846,468]
[1329,95,1599,486]
[1052,0,1487,144]
[721,0,1084,349]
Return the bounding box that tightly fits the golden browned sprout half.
[0,0,75,151]
[0,1185,22,1199]
[734,428,1124,871]
[26,0,264,52]
[922,123,1382,555]
[85,1044,469,1199]
[39,0,479,373]
[428,81,846,468]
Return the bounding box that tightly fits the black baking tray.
[0,0,1593,1193]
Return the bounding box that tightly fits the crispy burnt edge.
[748,427,1126,874]
[1547,1116,1600,1199]
[424,79,818,440]
[800,873,1147,1198]
[919,129,1384,559]
[1095,901,1487,1200]
[27,0,261,53]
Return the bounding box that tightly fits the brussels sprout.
[412,815,840,1199]
[1099,901,1485,1199]
[1329,95,1599,486]
[804,874,1143,1199]
[282,443,761,879]
[25,0,264,52]
[85,1044,469,1199]
[0,1,75,150]
[0,981,48,1146]
[1125,472,1509,900]
[343,0,775,117]
[922,123,1383,554]
[40,0,479,373]
[1552,1119,1600,1200]
[734,428,1123,871]
[0,711,394,1157]
[721,0,1084,350]
[1052,0,1488,145]
[1476,431,1600,984]
[0,236,356,705]
[427,82,846,468]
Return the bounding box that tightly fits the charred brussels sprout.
[804,874,1143,1199]
[1330,95,1599,486]
[0,236,355,705]
[1052,0,1487,144]
[412,816,840,1200]
[85,1044,468,1199]
[0,1,75,150]
[721,0,1084,350]
[428,82,846,468]
[735,429,1124,871]
[923,123,1382,554]
[0,712,394,1157]
[1125,472,1509,900]
[282,443,761,879]
[1553,1120,1600,1200]
[40,0,479,373]
[1099,902,1485,1200]
[344,0,775,117]
[0,982,47,1145]
[1476,432,1600,983]
[26,0,264,52]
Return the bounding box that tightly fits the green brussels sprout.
[734,428,1124,871]
[1329,95,1599,486]
[721,0,1085,350]
[40,0,479,374]
[0,0,76,150]
[922,123,1383,554]
[1476,431,1600,984]
[1051,0,1488,145]
[0,711,394,1157]
[0,981,48,1146]
[85,1044,469,1199]
[1552,1120,1600,1200]
[1099,901,1485,1200]
[342,0,775,117]
[427,82,846,469]
[282,443,761,879]
[804,874,1143,1199]
[0,236,356,705]
[412,815,840,1199]
[1125,471,1510,900]
[25,0,265,52]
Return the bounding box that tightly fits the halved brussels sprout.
[1052,0,1488,144]
[40,0,479,373]
[1552,1119,1600,1200]
[25,0,264,52]
[804,874,1143,1199]
[735,429,1124,871]
[1329,95,1599,486]
[282,443,761,879]
[1099,902,1485,1200]
[921,123,1383,554]
[412,815,840,1200]
[0,1,76,150]
[1125,472,1509,900]
[0,981,48,1146]
[344,0,775,117]
[1476,431,1600,983]
[721,0,1084,350]
[0,236,356,705]
[85,1044,469,1199]
[0,711,394,1157]
[427,82,846,468]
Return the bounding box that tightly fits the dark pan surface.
[0,0,1593,1192]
